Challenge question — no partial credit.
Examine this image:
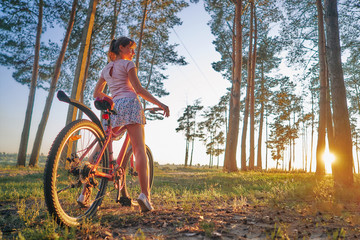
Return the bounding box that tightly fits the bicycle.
[44,90,162,227]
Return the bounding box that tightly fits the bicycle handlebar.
[144,107,163,114]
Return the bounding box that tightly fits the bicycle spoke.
[44,120,109,226]
[57,182,80,194]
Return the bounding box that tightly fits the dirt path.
[80,199,360,239]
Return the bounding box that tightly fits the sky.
[0,2,230,167]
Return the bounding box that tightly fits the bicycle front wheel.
[123,145,154,200]
[44,119,109,227]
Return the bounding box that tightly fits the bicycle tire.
[123,145,154,200]
[44,119,109,227]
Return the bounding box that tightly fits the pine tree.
[324,0,353,185]
[176,100,203,166]
[17,0,44,167]
[255,36,282,170]
[66,0,98,124]
[29,0,78,167]
[0,0,67,166]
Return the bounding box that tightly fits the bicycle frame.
[90,118,131,181]
[88,108,162,182]
[57,90,133,182]
[56,90,161,183]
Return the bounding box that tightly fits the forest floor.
[0,164,360,239]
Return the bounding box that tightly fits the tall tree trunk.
[142,49,156,108]
[265,107,268,170]
[184,140,189,166]
[293,112,296,170]
[224,1,242,172]
[145,50,156,91]
[29,0,78,167]
[241,0,254,171]
[190,138,194,166]
[357,134,359,174]
[288,136,292,171]
[315,0,326,175]
[77,37,93,112]
[293,128,296,169]
[356,83,360,114]
[304,124,308,172]
[324,0,353,185]
[135,0,150,69]
[310,89,314,172]
[257,62,265,170]
[17,0,43,167]
[102,0,122,109]
[66,0,98,125]
[249,1,257,170]
[241,80,250,171]
[326,70,335,149]
[111,0,122,40]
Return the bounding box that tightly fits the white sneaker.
[137,193,154,212]
[77,185,92,208]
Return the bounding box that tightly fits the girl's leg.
[125,124,150,199]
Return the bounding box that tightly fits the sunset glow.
[323,150,335,174]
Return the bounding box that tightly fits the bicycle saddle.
[94,97,114,111]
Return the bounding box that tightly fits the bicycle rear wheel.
[44,119,109,227]
[123,145,154,201]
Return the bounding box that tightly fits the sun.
[323,150,335,174]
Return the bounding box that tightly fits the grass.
[0,164,360,239]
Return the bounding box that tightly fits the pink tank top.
[100,59,137,101]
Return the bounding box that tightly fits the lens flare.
[323,151,335,163]
[323,150,335,174]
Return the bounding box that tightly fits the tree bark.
[224,1,242,172]
[324,0,353,185]
[265,108,268,170]
[241,0,254,171]
[66,0,98,125]
[17,0,43,167]
[257,62,265,170]
[357,134,359,174]
[241,80,250,171]
[326,68,335,150]
[111,0,122,40]
[310,90,314,172]
[29,0,77,167]
[190,138,194,166]
[135,0,150,69]
[315,0,326,175]
[250,3,257,170]
[185,140,189,166]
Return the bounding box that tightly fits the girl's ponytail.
[109,39,119,54]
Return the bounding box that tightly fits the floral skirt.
[110,97,146,127]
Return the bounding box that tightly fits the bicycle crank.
[79,162,99,188]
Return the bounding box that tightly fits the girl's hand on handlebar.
[160,103,170,117]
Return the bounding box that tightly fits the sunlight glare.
[323,150,335,174]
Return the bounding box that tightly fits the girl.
[78,37,169,212]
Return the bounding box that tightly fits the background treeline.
[0,153,47,167]
[175,0,359,186]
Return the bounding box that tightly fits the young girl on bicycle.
[77,37,169,212]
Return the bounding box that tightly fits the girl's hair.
[109,37,136,55]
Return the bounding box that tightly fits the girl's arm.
[128,68,170,117]
[93,77,110,99]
